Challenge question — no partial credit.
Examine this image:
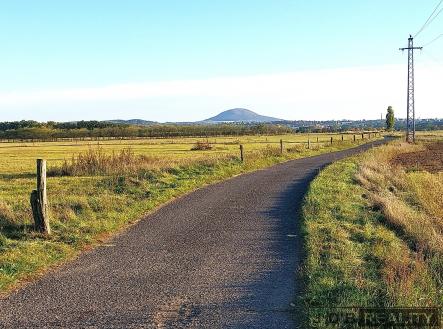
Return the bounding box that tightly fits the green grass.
[303,158,397,307]
[0,133,379,293]
[302,137,443,327]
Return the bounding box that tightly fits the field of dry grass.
[0,132,370,174]
[303,133,443,326]
[356,140,443,305]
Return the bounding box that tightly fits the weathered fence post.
[316,136,319,143]
[369,133,371,139]
[239,145,244,162]
[307,139,310,149]
[280,139,283,154]
[30,159,51,235]
[353,135,356,142]
[362,133,364,139]
[330,137,333,145]
[341,134,344,141]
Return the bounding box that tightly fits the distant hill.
[203,108,283,123]
[106,119,157,125]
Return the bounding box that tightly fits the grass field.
[0,132,379,294]
[415,130,443,141]
[0,133,371,174]
[302,132,443,327]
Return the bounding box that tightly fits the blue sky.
[1,0,442,121]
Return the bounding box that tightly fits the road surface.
[0,139,388,328]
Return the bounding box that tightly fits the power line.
[415,0,443,38]
[422,7,443,34]
[423,33,443,47]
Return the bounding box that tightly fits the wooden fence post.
[341,134,344,141]
[307,139,310,149]
[330,137,333,145]
[362,133,364,139]
[280,139,283,154]
[353,135,356,142]
[316,136,319,143]
[30,159,51,234]
[240,145,244,162]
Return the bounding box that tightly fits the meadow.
[0,132,379,293]
[0,132,373,174]
[302,131,443,326]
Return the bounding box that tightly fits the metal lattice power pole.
[399,35,422,143]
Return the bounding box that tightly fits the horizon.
[1,1,442,121]
[4,108,442,124]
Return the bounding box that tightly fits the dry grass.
[258,145,282,157]
[356,142,443,254]
[49,147,231,176]
[0,201,15,228]
[287,144,306,153]
[355,141,443,305]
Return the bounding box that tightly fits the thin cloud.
[0,64,441,121]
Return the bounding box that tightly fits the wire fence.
[0,131,383,146]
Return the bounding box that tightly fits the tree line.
[0,120,119,131]
[0,121,293,140]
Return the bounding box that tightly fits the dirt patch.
[391,142,443,173]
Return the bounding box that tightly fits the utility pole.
[399,35,422,143]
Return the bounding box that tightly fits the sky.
[0,0,442,122]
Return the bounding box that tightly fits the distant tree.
[386,106,395,131]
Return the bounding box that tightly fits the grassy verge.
[0,137,379,293]
[302,139,443,326]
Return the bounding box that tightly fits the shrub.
[191,141,213,151]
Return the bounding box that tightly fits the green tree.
[386,106,395,131]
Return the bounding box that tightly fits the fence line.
[0,131,383,145]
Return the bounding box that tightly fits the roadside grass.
[302,137,443,326]
[0,134,379,293]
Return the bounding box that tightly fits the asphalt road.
[0,139,388,329]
